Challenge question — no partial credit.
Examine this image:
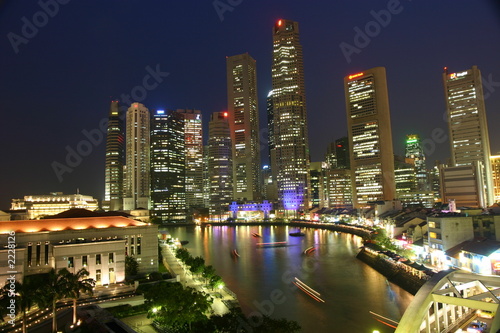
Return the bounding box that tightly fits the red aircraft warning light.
[223,112,228,117]
[278,19,282,26]
[348,72,364,80]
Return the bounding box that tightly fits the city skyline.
[1,1,499,208]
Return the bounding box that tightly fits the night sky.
[1,0,499,209]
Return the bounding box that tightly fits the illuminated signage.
[449,71,468,80]
[157,110,165,115]
[348,72,364,80]
[494,261,500,271]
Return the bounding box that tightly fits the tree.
[145,281,212,331]
[208,275,223,291]
[37,268,72,333]
[144,282,211,330]
[125,256,139,277]
[61,268,95,324]
[175,248,191,263]
[189,256,205,276]
[0,275,44,333]
[202,265,216,284]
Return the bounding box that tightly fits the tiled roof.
[0,216,147,234]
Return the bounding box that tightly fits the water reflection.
[162,225,413,332]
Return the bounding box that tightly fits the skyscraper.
[491,154,500,203]
[271,19,311,213]
[208,112,233,219]
[345,67,396,208]
[226,53,261,201]
[103,100,124,211]
[151,110,186,222]
[405,134,427,191]
[124,103,151,210]
[443,66,494,206]
[175,109,204,208]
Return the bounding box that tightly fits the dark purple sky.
[0,0,499,209]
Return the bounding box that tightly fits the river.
[161,224,413,332]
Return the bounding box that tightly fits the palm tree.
[1,275,44,333]
[61,268,95,324]
[37,268,72,333]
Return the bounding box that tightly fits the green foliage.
[189,256,205,275]
[125,255,139,277]
[208,275,223,291]
[106,303,149,318]
[202,265,216,284]
[145,281,212,330]
[148,271,163,281]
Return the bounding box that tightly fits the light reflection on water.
[162,225,413,332]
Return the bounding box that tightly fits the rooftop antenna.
[76,188,80,195]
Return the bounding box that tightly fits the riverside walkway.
[160,243,239,316]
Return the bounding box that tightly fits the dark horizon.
[0,0,499,208]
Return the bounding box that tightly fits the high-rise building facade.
[443,66,494,206]
[150,110,186,222]
[226,54,261,201]
[104,100,124,211]
[271,19,311,213]
[405,134,427,191]
[208,112,233,219]
[324,169,352,209]
[175,109,204,208]
[490,154,500,203]
[325,137,350,170]
[124,103,151,210]
[344,67,396,208]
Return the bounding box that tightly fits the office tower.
[208,112,233,219]
[491,154,500,203]
[175,109,204,208]
[103,100,124,211]
[271,19,311,213]
[394,156,434,208]
[150,110,186,222]
[405,134,427,190]
[202,145,210,208]
[440,162,486,208]
[443,66,494,206]
[344,67,396,208]
[324,169,352,208]
[310,162,324,208]
[325,137,350,170]
[124,103,151,210]
[226,53,262,201]
[267,90,275,157]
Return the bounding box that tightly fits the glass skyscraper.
[103,100,124,211]
[175,109,204,209]
[124,103,150,210]
[151,110,186,222]
[271,19,311,214]
[226,53,261,202]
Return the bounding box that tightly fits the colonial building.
[0,216,158,287]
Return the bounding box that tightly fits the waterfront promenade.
[160,243,239,316]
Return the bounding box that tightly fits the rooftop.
[445,238,500,258]
[0,216,148,234]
